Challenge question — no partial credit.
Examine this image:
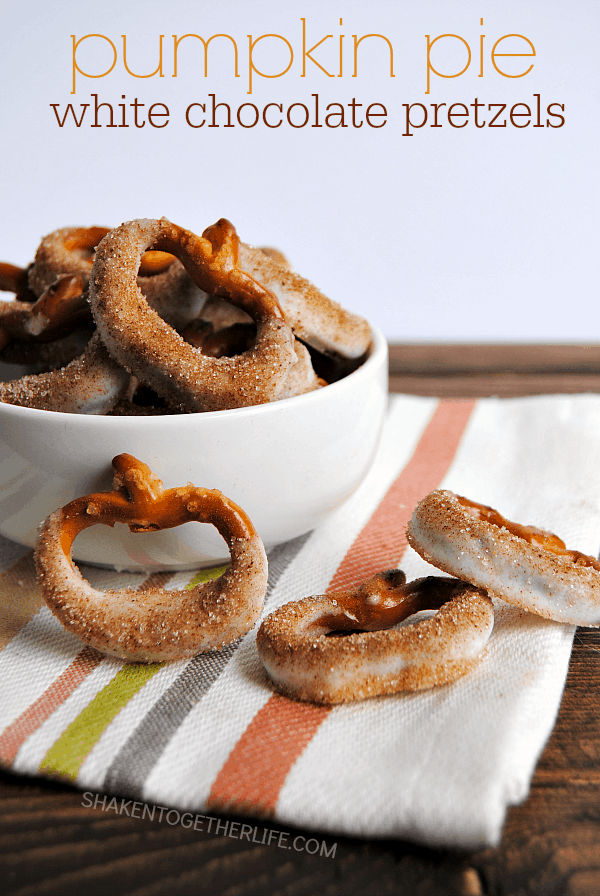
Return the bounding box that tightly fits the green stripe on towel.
[185,565,228,589]
[39,662,163,781]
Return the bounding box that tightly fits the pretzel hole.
[302,339,367,384]
[139,251,176,277]
[71,517,232,574]
[129,383,167,408]
[323,609,437,638]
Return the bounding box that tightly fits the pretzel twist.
[35,454,268,661]
[0,226,207,411]
[237,243,372,360]
[407,489,600,626]
[89,218,298,412]
[0,274,89,353]
[28,225,206,332]
[257,569,493,703]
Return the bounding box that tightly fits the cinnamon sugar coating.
[2,218,367,414]
[34,454,268,662]
[257,570,493,704]
[89,217,299,412]
[238,242,371,360]
[29,226,111,296]
[0,331,129,413]
[408,489,600,626]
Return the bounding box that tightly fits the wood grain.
[389,343,600,397]
[388,344,600,375]
[2,344,600,895]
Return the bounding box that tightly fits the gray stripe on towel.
[104,531,311,797]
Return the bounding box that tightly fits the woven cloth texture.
[2,394,600,849]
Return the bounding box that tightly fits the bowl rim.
[0,324,387,426]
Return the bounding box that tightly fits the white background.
[1,0,598,342]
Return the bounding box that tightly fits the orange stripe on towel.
[0,570,174,766]
[206,695,329,817]
[0,646,104,765]
[207,400,476,817]
[327,399,476,592]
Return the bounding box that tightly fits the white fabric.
[1,394,599,849]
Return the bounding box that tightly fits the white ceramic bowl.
[0,326,388,570]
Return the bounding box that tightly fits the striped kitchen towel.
[1,393,599,849]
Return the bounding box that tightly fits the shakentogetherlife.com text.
[82,792,338,858]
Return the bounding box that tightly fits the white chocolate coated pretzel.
[238,242,372,360]
[35,454,268,661]
[0,332,129,414]
[257,569,493,703]
[89,218,299,412]
[408,489,600,627]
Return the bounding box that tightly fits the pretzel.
[407,489,600,626]
[0,262,36,302]
[182,321,325,398]
[28,226,112,296]
[0,274,89,353]
[0,226,208,411]
[27,225,207,329]
[34,454,268,662]
[0,331,129,414]
[237,242,372,360]
[257,569,493,704]
[89,217,298,412]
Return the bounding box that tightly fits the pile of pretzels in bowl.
[0,218,388,570]
[0,218,372,415]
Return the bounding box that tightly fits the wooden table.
[2,344,600,896]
